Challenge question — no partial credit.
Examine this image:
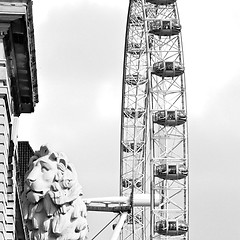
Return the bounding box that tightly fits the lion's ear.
[35,145,51,157]
[59,152,68,166]
[49,152,58,161]
[53,152,68,172]
[59,158,67,169]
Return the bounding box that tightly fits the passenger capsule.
[152,61,184,77]
[122,178,142,188]
[153,110,186,126]
[122,142,144,153]
[125,74,147,85]
[122,178,131,188]
[129,15,143,25]
[155,164,188,180]
[124,108,145,118]
[155,220,188,236]
[128,43,144,55]
[146,0,177,5]
[127,214,142,224]
[149,19,181,36]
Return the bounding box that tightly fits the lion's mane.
[21,145,88,240]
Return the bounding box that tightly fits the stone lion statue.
[21,145,88,240]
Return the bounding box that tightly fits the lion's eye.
[40,161,51,171]
[42,165,49,171]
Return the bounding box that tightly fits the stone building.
[0,1,38,239]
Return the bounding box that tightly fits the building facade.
[0,1,38,239]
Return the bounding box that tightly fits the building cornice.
[0,0,38,115]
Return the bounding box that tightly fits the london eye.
[120,0,189,239]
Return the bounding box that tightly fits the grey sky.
[18,0,240,239]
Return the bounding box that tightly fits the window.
[169,165,177,174]
[168,221,176,230]
[162,21,171,30]
[165,62,173,70]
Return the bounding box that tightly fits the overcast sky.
[18,0,240,239]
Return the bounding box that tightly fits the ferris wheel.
[85,0,188,240]
[120,0,189,239]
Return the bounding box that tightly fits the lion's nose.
[26,165,39,184]
[25,178,36,186]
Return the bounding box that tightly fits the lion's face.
[21,145,88,240]
[24,154,59,203]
